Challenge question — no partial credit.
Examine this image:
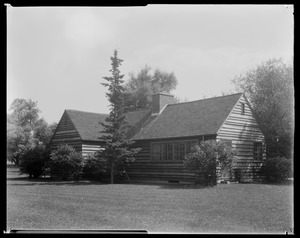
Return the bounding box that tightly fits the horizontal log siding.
[50,111,82,152]
[217,96,266,182]
[82,141,104,156]
[127,135,216,184]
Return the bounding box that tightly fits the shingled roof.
[63,93,243,142]
[65,109,152,142]
[132,93,243,140]
[65,110,108,141]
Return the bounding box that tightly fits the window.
[253,142,263,160]
[161,143,167,160]
[167,143,173,160]
[152,143,161,160]
[151,140,198,161]
[173,142,180,160]
[179,142,185,159]
[241,103,245,115]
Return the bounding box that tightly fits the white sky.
[7,5,294,124]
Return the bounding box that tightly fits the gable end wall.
[216,95,266,182]
[50,111,83,152]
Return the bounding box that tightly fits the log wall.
[127,135,216,184]
[50,111,82,152]
[216,95,266,182]
[82,141,103,156]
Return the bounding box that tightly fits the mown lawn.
[6,164,293,234]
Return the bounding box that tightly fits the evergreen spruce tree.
[99,50,141,184]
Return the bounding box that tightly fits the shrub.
[233,168,242,182]
[18,145,50,178]
[262,156,293,183]
[82,153,105,181]
[184,140,235,185]
[11,145,28,166]
[49,144,84,180]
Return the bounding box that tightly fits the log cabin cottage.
[50,92,266,184]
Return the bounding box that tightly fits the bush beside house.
[262,157,292,183]
[233,168,243,183]
[183,140,235,186]
[16,143,107,181]
[48,144,84,180]
[18,145,51,178]
[82,153,105,181]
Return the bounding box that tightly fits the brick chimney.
[152,92,175,114]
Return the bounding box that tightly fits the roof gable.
[132,93,243,140]
[50,110,82,145]
[216,94,265,138]
[66,110,108,141]
[64,109,152,141]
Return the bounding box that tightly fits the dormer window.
[241,103,245,115]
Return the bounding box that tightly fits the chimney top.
[152,91,174,96]
[152,92,174,115]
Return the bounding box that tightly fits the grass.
[6,164,293,234]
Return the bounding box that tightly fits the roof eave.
[132,133,218,141]
[216,93,244,135]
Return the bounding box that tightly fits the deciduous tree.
[34,119,58,146]
[7,99,57,164]
[9,98,40,128]
[123,65,178,112]
[232,58,294,159]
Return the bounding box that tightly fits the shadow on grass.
[7,177,293,188]
[156,180,293,189]
[7,177,212,188]
[7,165,293,188]
[256,180,294,186]
[7,176,109,186]
[157,184,214,189]
[7,164,109,186]
[118,182,213,189]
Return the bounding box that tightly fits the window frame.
[241,103,245,115]
[253,141,263,161]
[151,140,198,161]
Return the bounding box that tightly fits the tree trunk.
[111,162,114,184]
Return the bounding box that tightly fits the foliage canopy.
[7,99,57,164]
[232,58,294,159]
[123,65,178,112]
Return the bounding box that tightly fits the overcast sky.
[7,5,293,124]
